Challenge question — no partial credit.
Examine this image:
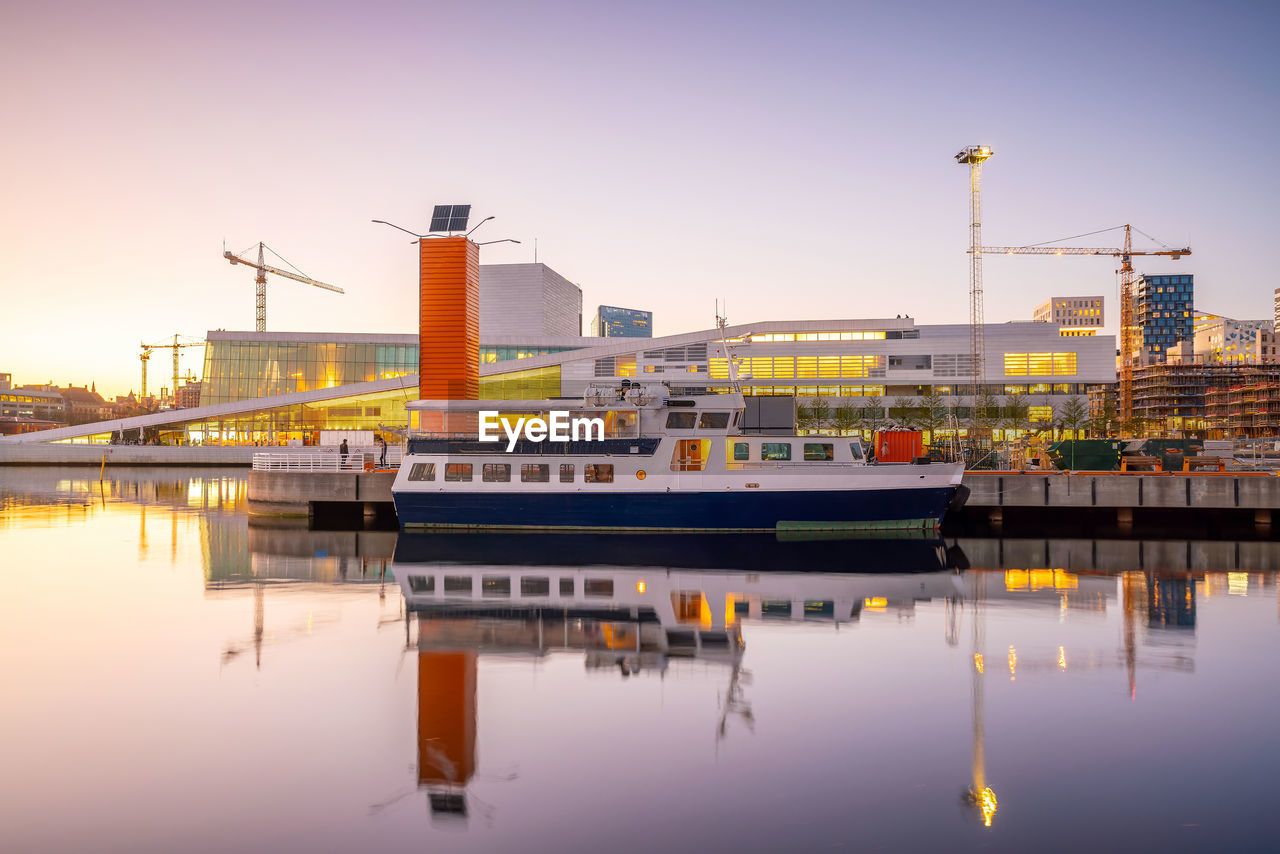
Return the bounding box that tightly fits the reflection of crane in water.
[964,574,998,827]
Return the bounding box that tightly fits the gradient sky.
[2,0,1278,397]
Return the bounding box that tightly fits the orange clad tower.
[418,236,479,400]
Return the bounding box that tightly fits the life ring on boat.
[636,470,647,480]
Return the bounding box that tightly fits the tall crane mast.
[977,227,1191,425]
[956,146,995,416]
[222,242,344,332]
[140,335,205,403]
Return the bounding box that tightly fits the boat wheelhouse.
[391,383,966,531]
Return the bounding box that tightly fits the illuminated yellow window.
[796,356,817,376]
[709,358,730,379]
[773,357,795,379]
[1029,406,1053,422]
[818,356,841,377]
[1052,353,1076,373]
[1004,354,1029,376]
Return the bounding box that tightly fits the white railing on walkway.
[251,445,404,472]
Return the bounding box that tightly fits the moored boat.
[391,383,967,531]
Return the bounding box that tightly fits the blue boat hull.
[393,486,960,531]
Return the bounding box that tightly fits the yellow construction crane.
[977,225,1191,425]
[222,242,343,332]
[140,334,205,403]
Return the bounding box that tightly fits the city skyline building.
[591,305,653,338]
[1136,274,1195,359]
[1032,296,1104,336]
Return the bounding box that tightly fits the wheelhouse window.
[666,411,697,429]
[804,443,834,461]
[849,441,865,461]
[482,463,511,482]
[559,463,575,482]
[521,464,550,483]
[733,442,750,461]
[444,463,472,482]
[698,412,730,429]
[407,575,434,593]
[408,462,435,481]
[761,443,792,461]
[559,577,575,595]
[585,464,614,483]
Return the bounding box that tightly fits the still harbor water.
[2,468,1279,853]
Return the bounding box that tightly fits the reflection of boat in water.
[396,556,966,820]
[394,531,964,574]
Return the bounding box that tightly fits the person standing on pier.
[377,435,387,467]
[339,439,349,468]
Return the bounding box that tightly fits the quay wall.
[962,471,1280,510]
[0,444,255,466]
[247,470,395,517]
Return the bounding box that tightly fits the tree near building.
[1058,397,1088,439]
[832,403,859,436]
[859,394,887,439]
[918,388,946,445]
[796,397,832,434]
[891,395,917,426]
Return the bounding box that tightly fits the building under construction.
[1131,363,1280,436]
[1204,381,1280,439]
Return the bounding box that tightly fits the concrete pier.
[247,469,395,518]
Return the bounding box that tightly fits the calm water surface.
[2,468,1278,853]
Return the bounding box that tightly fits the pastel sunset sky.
[3,0,1277,395]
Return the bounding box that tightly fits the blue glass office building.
[592,305,653,338]
[1136,274,1194,357]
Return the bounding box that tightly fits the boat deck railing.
[251,446,404,472]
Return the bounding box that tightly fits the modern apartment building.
[1136,274,1194,358]
[1032,296,1104,336]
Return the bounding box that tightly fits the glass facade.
[201,335,417,405]
[1136,275,1194,357]
[480,366,562,400]
[480,345,579,364]
[592,305,653,338]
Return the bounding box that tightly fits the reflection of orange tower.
[418,237,479,401]
[417,651,477,789]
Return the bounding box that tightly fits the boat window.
[407,575,435,593]
[443,576,472,595]
[444,463,472,482]
[559,463,575,482]
[732,412,740,427]
[407,462,435,482]
[521,577,550,596]
[482,576,511,597]
[849,441,865,461]
[584,578,615,598]
[482,463,511,482]
[761,443,792,461]
[804,443,834,461]
[698,412,730,429]
[666,411,697,429]
[521,464,550,483]
[761,599,792,617]
[585,463,614,483]
[559,577,575,595]
[733,442,750,461]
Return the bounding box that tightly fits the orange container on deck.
[874,429,923,463]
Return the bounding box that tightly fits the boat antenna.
[715,301,743,396]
